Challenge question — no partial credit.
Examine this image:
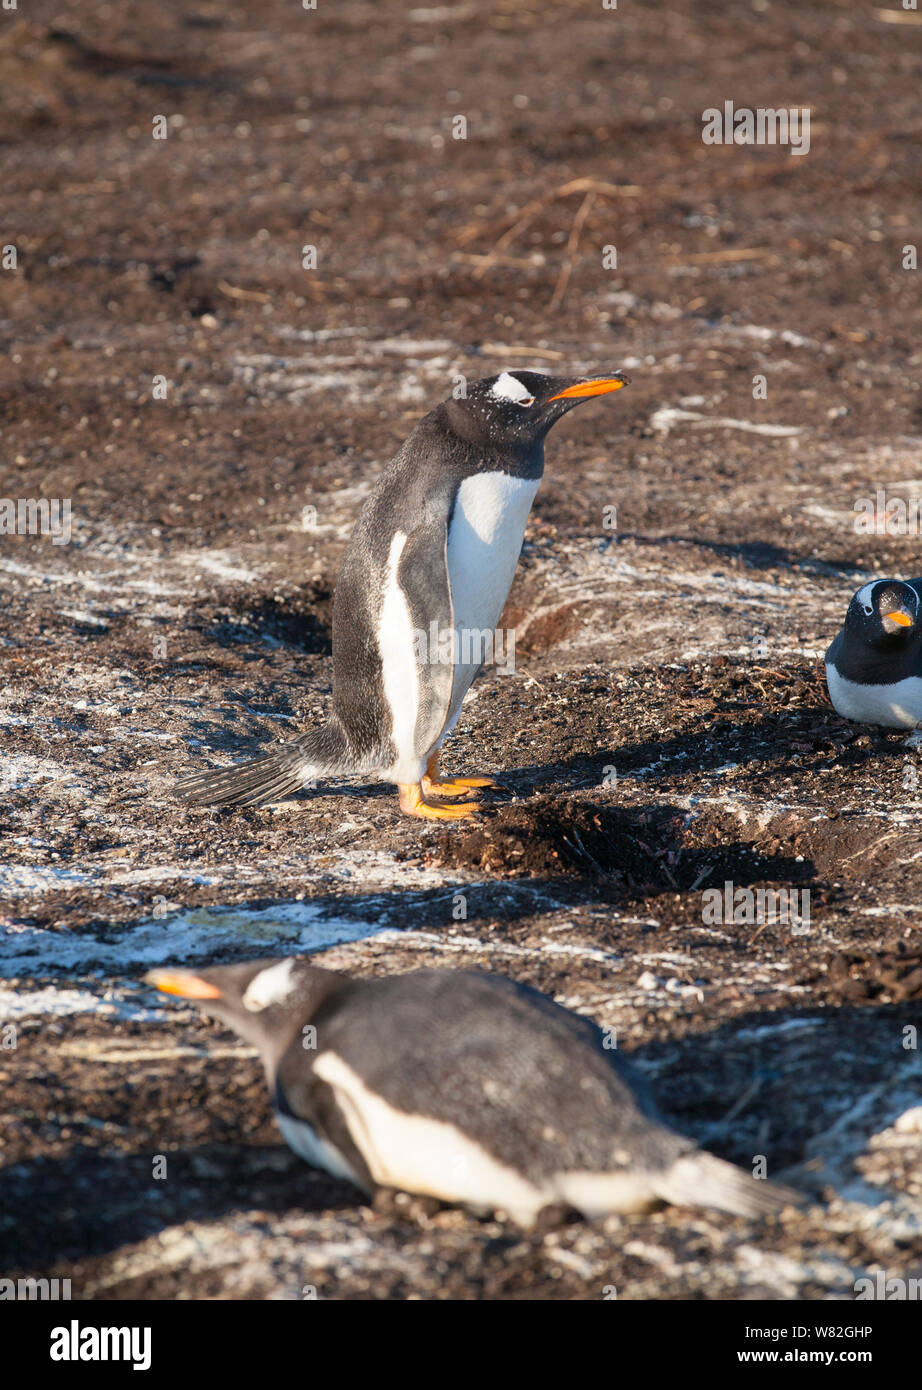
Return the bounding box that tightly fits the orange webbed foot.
[399,783,480,820]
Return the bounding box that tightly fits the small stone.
[894,1106,922,1135]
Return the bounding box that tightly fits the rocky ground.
[1,0,922,1299]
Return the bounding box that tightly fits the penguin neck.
[839,632,920,682]
[223,969,348,1086]
[436,405,546,480]
[487,438,544,480]
[465,433,546,481]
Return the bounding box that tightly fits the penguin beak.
[888,611,913,628]
[144,968,223,999]
[548,374,630,402]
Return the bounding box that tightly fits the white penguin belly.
[312,1051,548,1225]
[377,530,423,783]
[444,472,539,724]
[311,1052,659,1224]
[826,663,922,729]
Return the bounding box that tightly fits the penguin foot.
[371,1187,444,1223]
[532,1202,583,1234]
[422,752,498,801]
[399,783,480,819]
[422,774,498,799]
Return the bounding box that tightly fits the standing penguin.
[178,370,629,818]
[825,578,922,727]
[145,956,802,1226]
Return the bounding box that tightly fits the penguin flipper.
[396,514,455,759]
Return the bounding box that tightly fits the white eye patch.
[854,581,878,616]
[243,959,296,1011]
[490,372,534,405]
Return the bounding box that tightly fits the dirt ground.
[2,0,922,1300]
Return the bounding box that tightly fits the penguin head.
[845,579,920,649]
[445,370,630,450]
[145,956,343,1079]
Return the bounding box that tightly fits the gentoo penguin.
[145,956,802,1226]
[825,578,922,728]
[178,370,629,819]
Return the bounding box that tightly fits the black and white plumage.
[825,579,922,728]
[146,957,802,1226]
[177,370,629,819]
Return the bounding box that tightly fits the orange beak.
[144,968,223,999]
[888,611,913,628]
[548,375,630,402]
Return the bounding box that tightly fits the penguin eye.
[862,605,874,617]
[515,396,535,408]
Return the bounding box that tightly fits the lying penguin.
[146,956,802,1226]
[825,578,922,728]
[177,370,629,819]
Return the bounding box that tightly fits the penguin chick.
[825,578,922,728]
[177,370,629,820]
[145,957,803,1227]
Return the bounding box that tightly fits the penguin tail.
[653,1150,805,1219]
[177,724,352,807]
